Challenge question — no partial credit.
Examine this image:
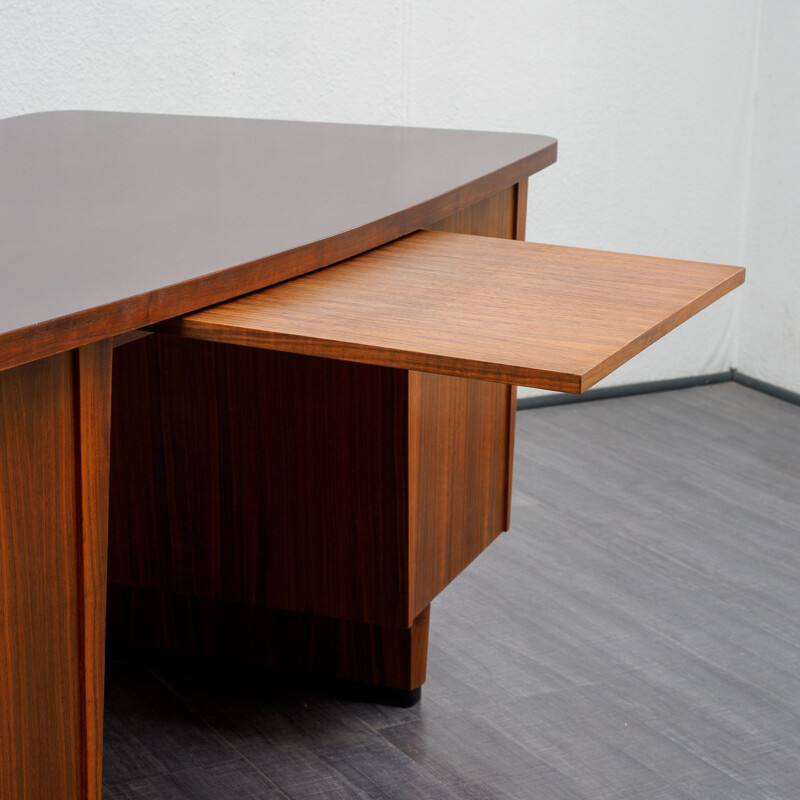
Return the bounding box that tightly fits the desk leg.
[0,341,112,800]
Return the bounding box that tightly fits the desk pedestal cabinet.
[105,188,524,703]
[107,340,511,700]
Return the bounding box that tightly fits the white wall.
[738,0,800,395]
[1,2,761,396]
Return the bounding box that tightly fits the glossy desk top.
[0,111,556,371]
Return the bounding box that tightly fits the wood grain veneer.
[408,371,509,615]
[75,341,113,800]
[427,182,518,239]
[0,340,111,800]
[108,337,413,627]
[107,337,509,626]
[0,112,556,372]
[162,231,744,393]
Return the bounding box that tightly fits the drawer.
[154,230,744,392]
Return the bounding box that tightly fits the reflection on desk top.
[159,230,745,393]
[0,111,556,371]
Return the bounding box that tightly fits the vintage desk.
[0,111,743,799]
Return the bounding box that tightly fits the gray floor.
[103,383,800,799]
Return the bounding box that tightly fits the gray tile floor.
[103,383,800,799]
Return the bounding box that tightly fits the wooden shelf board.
[156,231,745,393]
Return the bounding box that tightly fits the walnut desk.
[0,111,743,799]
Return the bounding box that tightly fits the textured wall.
[1,1,760,395]
[738,1,800,394]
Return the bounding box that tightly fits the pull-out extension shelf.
[157,229,745,392]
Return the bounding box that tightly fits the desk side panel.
[108,335,411,627]
[427,183,518,239]
[0,341,111,800]
[408,371,510,618]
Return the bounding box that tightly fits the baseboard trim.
[516,371,733,410]
[732,371,800,407]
